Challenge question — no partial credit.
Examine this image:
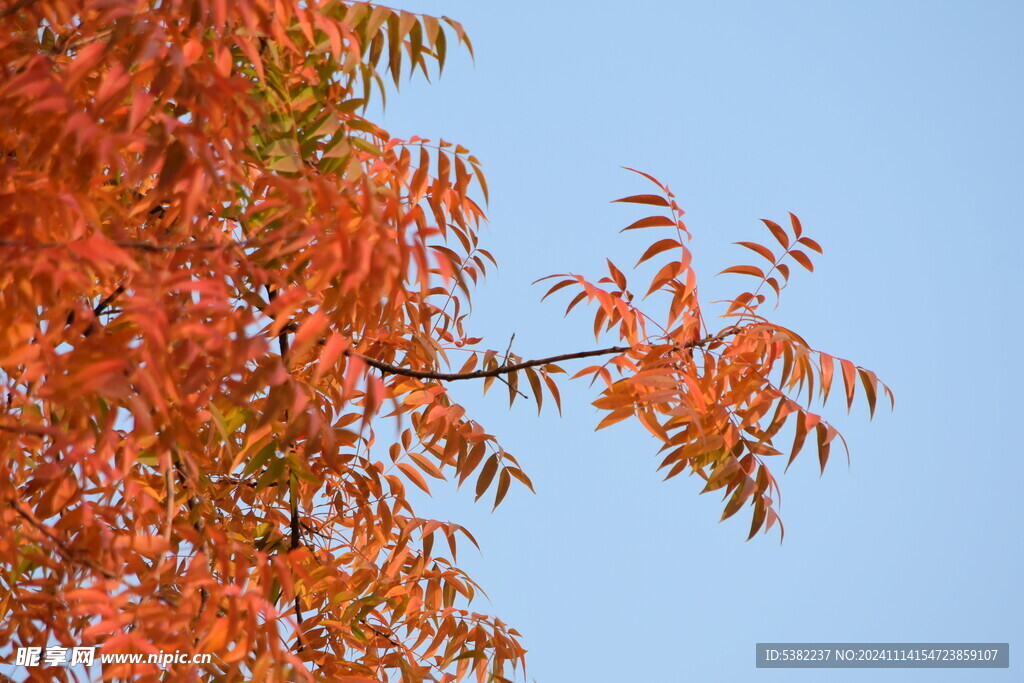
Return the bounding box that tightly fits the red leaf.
[761,219,790,248]
[798,236,823,253]
[612,194,670,207]
[719,264,765,278]
[789,249,814,271]
[621,215,676,232]
[789,212,803,237]
[622,167,670,192]
[735,241,775,263]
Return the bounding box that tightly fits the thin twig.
[162,452,174,543]
[501,333,515,368]
[83,283,126,337]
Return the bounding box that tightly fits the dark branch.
[0,423,56,436]
[346,327,741,382]
[0,0,40,20]
[348,346,630,381]
[12,500,118,580]
[289,481,305,650]
[82,283,126,337]
[0,238,247,252]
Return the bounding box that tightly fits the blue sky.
[373,2,1023,681]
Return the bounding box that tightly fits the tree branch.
[348,346,630,381]
[0,238,248,252]
[0,0,40,20]
[80,282,125,337]
[346,327,742,382]
[12,500,118,580]
[289,475,305,651]
[0,423,58,437]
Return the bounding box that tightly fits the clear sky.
[373,2,1023,681]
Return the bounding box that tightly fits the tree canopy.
[0,1,890,681]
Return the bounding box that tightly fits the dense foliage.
[0,1,889,680]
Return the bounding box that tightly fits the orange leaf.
[506,466,535,493]
[635,238,682,267]
[544,373,562,416]
[646,261,683,297]
[819,353,835,403]
[596,408,632,430]
[314,332,349,382]
[840,359,857,410]
[459,443,487,486]
[474,454,498,500]
[408,452,446,479]
[858,368,879,418]
[112,535,169,557]
[721,477,757,521]
[493,468,511,509]
[735,241,775,263]
[397,462,432,494]
[541,278,575,301]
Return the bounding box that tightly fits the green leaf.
[351,137,382,156]
[242,441,277,478]
[451,650,487,662]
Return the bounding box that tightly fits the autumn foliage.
[0,1,890,681]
